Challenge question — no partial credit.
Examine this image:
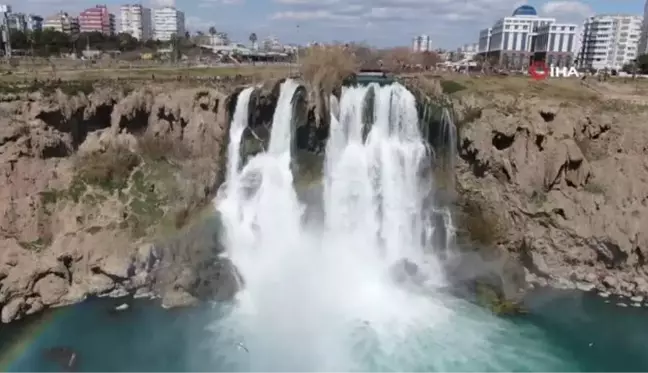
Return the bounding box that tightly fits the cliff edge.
[0,83,240,323]
[449,77,648,304]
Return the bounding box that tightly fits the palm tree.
[208,26,217,45]
[249,32,257,49]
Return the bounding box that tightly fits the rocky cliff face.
[0,84,241,323]
[5,75,646,323]
[452,90,648,304]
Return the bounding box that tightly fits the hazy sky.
[11,0,646,48]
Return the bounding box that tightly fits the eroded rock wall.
[0,84,240,323]
[453,92,648,301]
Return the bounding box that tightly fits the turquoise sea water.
[1,289,648,372]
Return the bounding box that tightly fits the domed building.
[476,4,578,70]
[512,5,538,17]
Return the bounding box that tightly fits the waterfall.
[209,80,524,371]
[223,87,255,198]
[439,107,457,176]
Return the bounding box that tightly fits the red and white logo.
[529,61,549,80]
[528,61,580,80]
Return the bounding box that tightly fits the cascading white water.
[439,107,457,181]
[223,87,255,196]
[209,80,567,371]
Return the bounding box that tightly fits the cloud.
[272,10,337,20]
[150,0,175,6]
[19,0,86,8]
[185,15,216,31]
[540,0,594,19]
[198,0,244,7]
[269,0,522,46]
[271,0,519,22]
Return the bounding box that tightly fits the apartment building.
[579,14,643,70]
[6,12,43,32]
[152,6,185,41]
[458,42,479,60]
[262,35,282,51]
[79,5,115,35]
[638,0,648,55]
[43,11,79,34]
[120,4,152,40]
[412,35,432,52]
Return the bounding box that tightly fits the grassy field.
[3,64,648,110]
[421,73,648,108]
[0,64,294,83]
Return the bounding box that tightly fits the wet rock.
[634,277,648,294]
[630,295,644,303]
[550,277,576,290]
[603,276,618,289]
[100,287,129,299]
[390,258,426,286]
[133,288,156,299]
[1,297,25,323]
[161,289,198,309]
[576,281,595,292]
[153,214,242,305]
[584,272,598,283]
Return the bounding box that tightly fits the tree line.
[6,28,270,58]
[622,54,648,75]
[6,29,197,56]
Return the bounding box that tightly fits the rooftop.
[512,5,537,16]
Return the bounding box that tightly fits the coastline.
[526,274,648,309]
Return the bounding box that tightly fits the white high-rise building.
[43,11,79,34]
[120,4,152,41]
[458,42,479,60]
[412,35,432,52]
[478,28,492,53]
[152,6,185,41]
[532,23,579,66]
[638,0,648,55]
[579,14,643,70]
